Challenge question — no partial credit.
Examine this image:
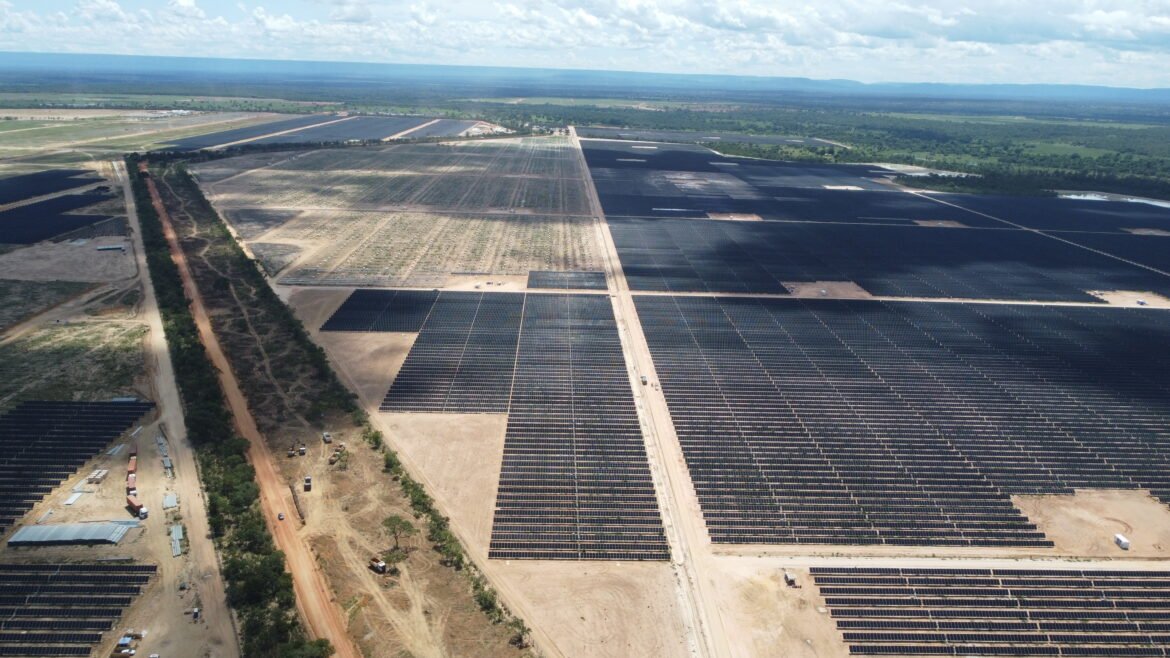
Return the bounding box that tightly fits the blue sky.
[2,0,1169,87]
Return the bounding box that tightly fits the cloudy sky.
[2,0,1169,87]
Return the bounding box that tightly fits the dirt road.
[143,164,361,658]
[115,160,240,656]
[569,126,721,657]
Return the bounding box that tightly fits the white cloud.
[0,1,1165,86]
[167,0,205,19]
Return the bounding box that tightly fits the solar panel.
[0,401,154,535]
[636,295,1170,546]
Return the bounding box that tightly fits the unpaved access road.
[143,164,360,658]
[116,160,240,656]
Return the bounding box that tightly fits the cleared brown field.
[198,136,602,287]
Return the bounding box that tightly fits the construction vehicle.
[126,496,148,519]
[369,557,387,574]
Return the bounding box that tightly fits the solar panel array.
[0,192,117,244]
[527,270,608,290]
[813,567,1170,656]
[0,169,102,206]
[0,401,154,535]
[608,217,1170,301]
[0,563,155,657]
[490,294,669,560]
[319,289,438,332]
[635,295,1170,546]
[381,292,523,413]
[352,289,667,559]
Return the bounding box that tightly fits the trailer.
[127,456,137,475]
[126,496,148,519]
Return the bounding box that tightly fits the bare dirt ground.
[0,236,134,281]
[1014,489,1170,557]
[704,564,844,658]
[294,429,522,658]
[1087,289,1170,308]
[491,561,690,658]
[782,280,874,299]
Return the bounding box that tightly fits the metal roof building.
[8,521,139,546]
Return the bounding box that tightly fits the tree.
[382,514,417,550]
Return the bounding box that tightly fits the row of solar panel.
[0,401,153,535]
[637,295,1170,546]
[814,568,1170,656]
[490,293,670,560]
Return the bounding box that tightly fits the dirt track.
[144,166,360,658]
[116,159,239,656]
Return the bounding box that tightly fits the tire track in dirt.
[143,164,361,658]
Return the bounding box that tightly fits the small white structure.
[1115,533,1131,550]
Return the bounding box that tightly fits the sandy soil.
[492,561,690,658]
[1014,489,1170,557]
[0,236,134,281]
[446,274,529,291]
[782,281,874,299]
[382,413,508,551]
[705,563,845,658]
[1086,289,1170,308]
[314,331,417,404]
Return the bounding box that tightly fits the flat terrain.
[0,111,280,161]
[0,159,238,658]
[576,126,836,148]
[197,137,602,287]
[155,162,531,657]
[215,129,1170,658]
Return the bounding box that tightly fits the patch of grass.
[0,278,93,330]
[0,321,146,411]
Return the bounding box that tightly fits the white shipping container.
[1115,534,1131,550]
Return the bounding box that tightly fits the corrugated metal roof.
[8,521,139,546]
[163,493,179,509]
[64,492,84,506]
[170,524,184,557]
